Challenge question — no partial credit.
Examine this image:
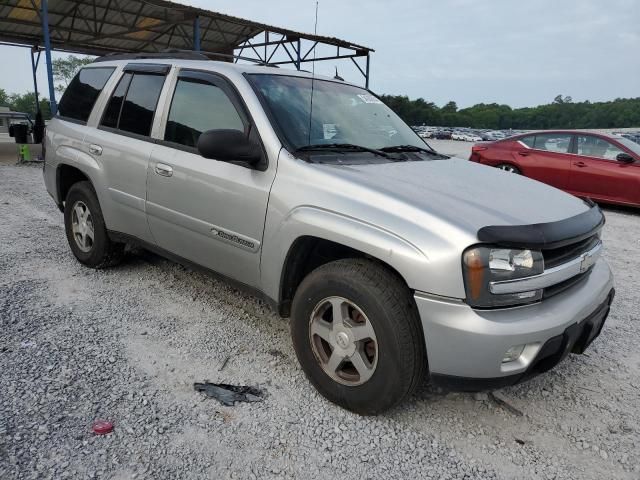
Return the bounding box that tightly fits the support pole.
[296,38,301,70]
[365,53,370,89]
[30,47,40,115]
[193,16,200,51]
[41,0,57,115]
[264,31,268,64]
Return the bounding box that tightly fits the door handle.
[574,161,587,168]
[517,151,530,156]
[88,144,102,156]
[154,163,173,177]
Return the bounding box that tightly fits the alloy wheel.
[308,296,378,386]
[70,200,95,253]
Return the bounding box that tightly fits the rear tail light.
[469,145,487,162]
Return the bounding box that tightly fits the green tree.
[0,88,9,107]
[441,101,458,114]
[380,94,640,130]
[8,92,52,119]
[52,55,94,93]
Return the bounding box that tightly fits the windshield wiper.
[379,145,447,157]
[295,143,393,158]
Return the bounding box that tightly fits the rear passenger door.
[145,70,275,288]
[515,133,573,190]
[83,64,168,243]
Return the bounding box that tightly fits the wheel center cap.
[335,331,350,349]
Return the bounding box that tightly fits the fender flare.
[261,206,430,302]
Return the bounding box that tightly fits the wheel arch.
[269,208,429,317]
[56,164,91,210]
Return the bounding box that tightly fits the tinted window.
[101,73,132,129]
[533,133,572,153]
[117,74,165,136]
[576,135,625,160]
[164,78,244,148]
[520,135,535,147]
[58,67,115,122]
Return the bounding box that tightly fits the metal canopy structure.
[0,0,374,114]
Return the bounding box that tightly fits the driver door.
[145,70,275,288]
[568,134,639,204]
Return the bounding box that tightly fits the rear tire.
[64,181,124,268]
[290,258,426,415]
[496,163,521,174]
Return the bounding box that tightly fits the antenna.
[307,0,319,145]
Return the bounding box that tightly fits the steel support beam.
[270,53,364,66]
[193,16,200,51]
[365,53,370,89]
[41,0,57,115]
[30,47,41,115]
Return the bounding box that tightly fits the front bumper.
[414,258,614,389]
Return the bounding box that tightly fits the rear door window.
[100,72,132,129]
[575,135,625,160]
[100,72,165,137]
[58,67,115,123]
[532,133,572,153]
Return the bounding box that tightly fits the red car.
[469,130,640,207]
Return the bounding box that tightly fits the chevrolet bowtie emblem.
[579,251,596,273]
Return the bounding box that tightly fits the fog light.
[502,345,525,363]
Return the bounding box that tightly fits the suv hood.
[319,157,590,236]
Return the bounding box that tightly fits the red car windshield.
[617,137,640,156]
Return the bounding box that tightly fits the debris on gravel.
[1,164,639,479]
[193,382,264,406]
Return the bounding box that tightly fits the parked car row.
[414,126,526,142]
[614,131,640,145]
[469,130,640,207]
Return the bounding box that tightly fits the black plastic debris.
[193,382,264,406]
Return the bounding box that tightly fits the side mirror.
[197,129,261,165]
[616,152,634,164]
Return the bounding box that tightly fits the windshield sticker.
[323,123,338,139]
[357,94,383,104]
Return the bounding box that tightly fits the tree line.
[380,94,640,129]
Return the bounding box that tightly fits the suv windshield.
[248,74,431,154]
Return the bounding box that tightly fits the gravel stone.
[1,164,639,479]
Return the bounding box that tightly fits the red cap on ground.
[92,420,114,435]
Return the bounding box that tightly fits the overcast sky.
[0,0,638,108]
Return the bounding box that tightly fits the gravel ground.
[1,164,638,480]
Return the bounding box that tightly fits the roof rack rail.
[197,50,280,67]
[93,49,279,67]
[94,50,209,63]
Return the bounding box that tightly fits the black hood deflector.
[477,199,604,249]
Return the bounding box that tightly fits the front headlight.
[462,246,544,308]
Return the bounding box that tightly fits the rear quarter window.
[57,67,115,123]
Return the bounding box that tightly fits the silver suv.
[43,54,614,414]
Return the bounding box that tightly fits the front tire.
[290,259,426,415]
[64,181,124,268]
